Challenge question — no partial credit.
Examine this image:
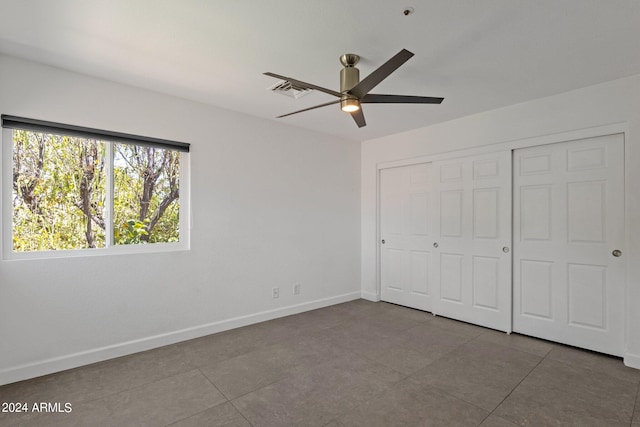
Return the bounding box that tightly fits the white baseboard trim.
[0,291,361,386]
[361,291,380,302]
[623,352,640,370]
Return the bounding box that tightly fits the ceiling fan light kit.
[264,49,443,128]
[340,97,360,112]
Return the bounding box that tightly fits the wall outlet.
[272,287,280,299]
[293,283,300,295]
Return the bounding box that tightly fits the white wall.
[0,55,361,385]
[361,74,640,368]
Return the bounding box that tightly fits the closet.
[379,133,625,356]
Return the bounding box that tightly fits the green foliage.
[114,219,149,244]
[12,131,106,251]
[112,144,180,245]
[11,130,181,252]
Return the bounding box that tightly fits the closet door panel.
[432,151,512,332]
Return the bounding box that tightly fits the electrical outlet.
[293,283,300,295]
[272,287,280,299]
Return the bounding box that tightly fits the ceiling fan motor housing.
[340,54,360,110]
[340,66,359,92]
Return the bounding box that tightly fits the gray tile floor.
[1,299,640,426]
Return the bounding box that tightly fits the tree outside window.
[11,129,182,252]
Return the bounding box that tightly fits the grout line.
[197,367,231,401]
[229,398,255,427]
[478,349,546,426]
[18,368,226,427]
[468,332,551,361]
[424,384,494,421]
[51,363,199,412]
[196,366,256,426]
[163,400,228,427]
[224,373,290,402]
[0,346,195,409]
[326,373,410,425]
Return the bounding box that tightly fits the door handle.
[612,249,622,257]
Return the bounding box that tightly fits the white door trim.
[376,123,627,171]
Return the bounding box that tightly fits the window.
[2,115,190,259]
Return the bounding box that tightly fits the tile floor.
[1,299,639,426]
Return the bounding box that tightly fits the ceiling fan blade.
[350,108,366,128]
[276,100,341,118]
[362,94,444,104]
[348,49,414,99]
[264,72,342,98]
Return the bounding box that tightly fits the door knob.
[433,242,438,248]
[503,247,510,253]
[381,239,385,244]
[612,249,622,257]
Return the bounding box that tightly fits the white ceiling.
[1,1,639,142]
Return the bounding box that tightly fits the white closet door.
[513,134,625,356]
[432,151,512,332]
[380,163,433,311]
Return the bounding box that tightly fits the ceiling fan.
[264,49,443,128]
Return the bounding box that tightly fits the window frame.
[1,127,190,260]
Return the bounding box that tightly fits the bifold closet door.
[513,134,625,356]
[432,151,512,332]
[380,163,433,312]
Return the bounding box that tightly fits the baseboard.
[361,290,380,302]
[623,352,640,370]
[0,291,361,386]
